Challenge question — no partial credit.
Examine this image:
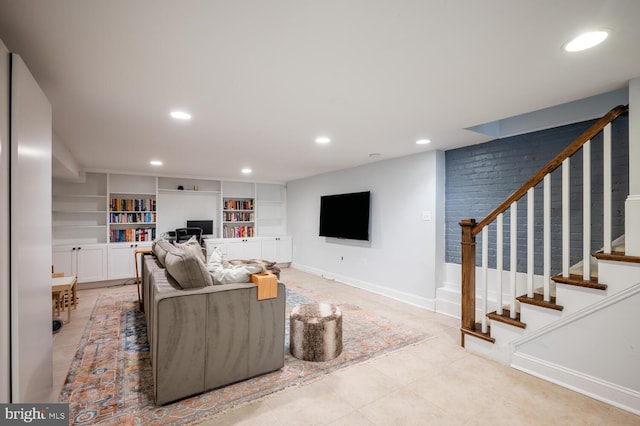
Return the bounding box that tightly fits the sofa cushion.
[165,247,213,289]
[174,235,205,263]
[152,238,176,267]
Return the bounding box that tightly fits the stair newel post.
[460,218,477,347]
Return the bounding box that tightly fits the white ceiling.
[0,0,639,183]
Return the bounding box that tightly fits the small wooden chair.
[52,266,69,315]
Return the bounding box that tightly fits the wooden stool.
[290,303,342,362]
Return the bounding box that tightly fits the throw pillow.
[152,238,176,267]
[164,248,213,289]
[174,235,205,263]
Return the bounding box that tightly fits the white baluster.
[497,213,504,315]
[527,187,534,298]
[482,226,489,334]
[544,174,551,302]
[603,124,612,254]
[563,158,570,277]
[510,202,517,319]
[583,140,591,280]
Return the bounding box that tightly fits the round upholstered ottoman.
[290,303,342,362]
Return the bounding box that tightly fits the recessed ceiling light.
[241,168,252,174]
[315,137,331,144]
[170,111,191,120]
[564,31,608,52]
[416,139,431,145]
[150,160,163,166]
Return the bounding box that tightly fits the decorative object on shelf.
[178,185,184,190]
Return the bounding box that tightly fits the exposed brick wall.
[445,116,628,274]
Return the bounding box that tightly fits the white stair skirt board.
[465,320,525,365]
[596,260,640,294]
[511,283,640,415]
[511,354,640,416]
[554,284,606,316]
[519,303,563,331]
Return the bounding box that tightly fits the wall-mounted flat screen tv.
[319,191,370,241]
[186,219,214,235]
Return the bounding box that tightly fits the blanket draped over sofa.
[141,254,286,405]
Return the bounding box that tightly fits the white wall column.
[626,77,640,256]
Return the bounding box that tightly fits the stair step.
[552,274,608,291]
[487,309,526,329]
[593,250,640,264]
[516,293,563,311]
[461,322,495,344]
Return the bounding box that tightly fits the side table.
[52,275,77,324]
[134,247,153,310]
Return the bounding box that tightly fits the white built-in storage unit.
[52,172,109,282]
[52,173,291,285]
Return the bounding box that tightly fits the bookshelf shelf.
[222,197,255,238]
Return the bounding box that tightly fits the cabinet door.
[261,238,277,261]
[226,239,261,260]
[52,246,76,276]
[262,237,292,263]
[108,244,135,279]
[204,239,226,262]
[275,236,292,263]
[243,239,262,259]
[76,245,108,283]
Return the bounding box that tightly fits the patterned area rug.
[60,282,429,425]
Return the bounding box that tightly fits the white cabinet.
[108,242,152,280]
[204,238,226,262]
[261,236,292,263]
[225,238,261,260]
[52,244,108,283]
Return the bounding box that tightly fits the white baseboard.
[290,262,435,311]
[512,352,640,416]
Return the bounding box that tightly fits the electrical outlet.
[422,210,431,221]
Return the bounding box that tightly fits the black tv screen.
[319,191,370,241]
[187,220,214,235]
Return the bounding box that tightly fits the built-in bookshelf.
[222,197,255,238]
[52,173,108,244]
[109,195,157,242]
[108,174,158,243]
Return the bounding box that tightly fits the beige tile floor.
[53,268,640,425]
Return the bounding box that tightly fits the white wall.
[287,150,445,309]
[0,37,10,403]
[10,54,53,402]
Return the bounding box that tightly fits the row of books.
[110,227,156,243]
[223,211,254,222]
[110,212,157,224]
[110,198,156,212]
[223,199,254,211]
[223,225,254,238]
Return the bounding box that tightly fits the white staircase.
[458,105,640,415]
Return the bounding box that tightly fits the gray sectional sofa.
[141,253,286,405]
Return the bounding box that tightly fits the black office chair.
[175,227,203,244]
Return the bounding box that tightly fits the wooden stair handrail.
[471,104,628,236]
